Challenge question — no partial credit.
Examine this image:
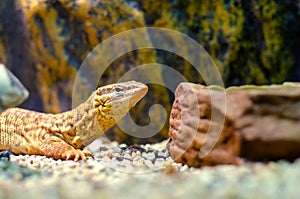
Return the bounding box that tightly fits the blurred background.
[0,0,299,144]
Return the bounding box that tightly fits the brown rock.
[167,82,300,167]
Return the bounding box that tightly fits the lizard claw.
[64,149,91,161]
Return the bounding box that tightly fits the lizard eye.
[115,87,124,92]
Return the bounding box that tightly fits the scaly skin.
[0,81,148,161]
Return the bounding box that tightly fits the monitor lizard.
[0,81,148,161]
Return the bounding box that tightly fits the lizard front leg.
[39,137,91,161]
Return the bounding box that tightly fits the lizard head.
[93,81,148,132]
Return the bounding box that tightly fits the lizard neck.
[47,94,102,149]
[71,93,106,147]
[52,90,127,148]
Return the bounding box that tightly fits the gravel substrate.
[1,138,300,199]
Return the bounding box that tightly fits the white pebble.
[123,153,132,160]
[142,152,155,161]
[154,158,165,168]
[132,159,144,167]
[157,151,169,158]
[119,143,127,148]
[144,160,153,168]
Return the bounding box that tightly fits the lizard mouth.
[129,85,148,107]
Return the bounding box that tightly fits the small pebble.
[132,159,144,167]
[142,152,155,162]
[65,161,77,168]
[180,165,189,172]
[157,151,169,159]
[123,153,132,161]
[98,147,108,151]
[144,144,152,150]
[112,147,122,154]
[119,143,127,148]
[154,158,165,167]
[120,159,132,166]
[116,156,123,161]
[144,160,154,168]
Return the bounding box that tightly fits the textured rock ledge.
[167,82,300,167]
